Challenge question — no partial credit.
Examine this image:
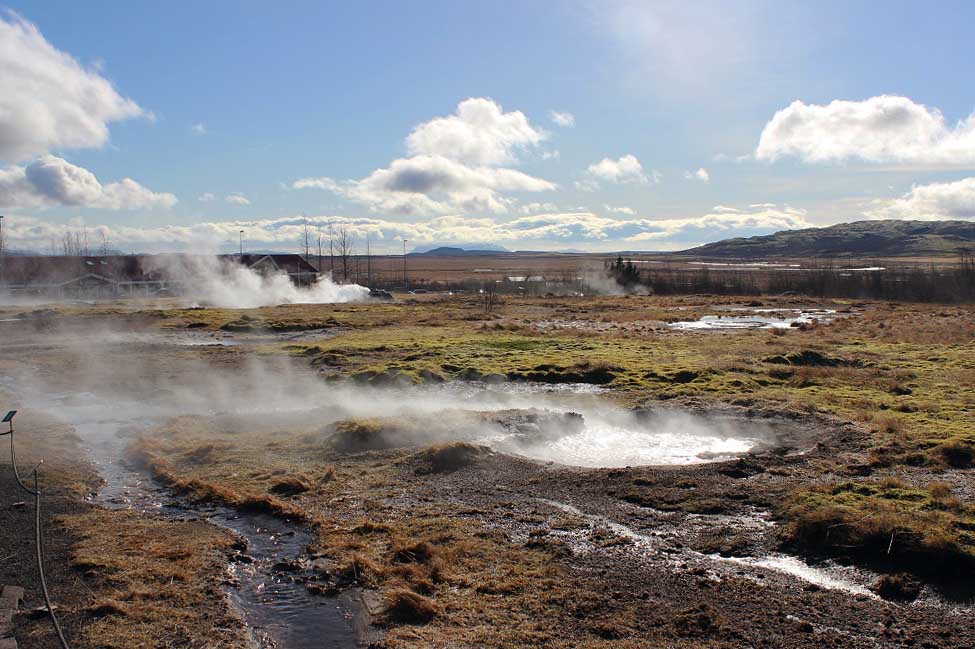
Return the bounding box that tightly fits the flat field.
[1,291,973,648]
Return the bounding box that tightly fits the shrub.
[937,441,974,468]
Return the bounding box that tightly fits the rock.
[306,583,340,596]
[1,586,23,606]
[271,559,305,573]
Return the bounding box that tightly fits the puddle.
[669,308,840,330]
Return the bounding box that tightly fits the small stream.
[75,413,361,649]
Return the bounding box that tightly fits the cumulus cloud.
[0,155,176,209]
[756,95,975,165]
[295,156,554,215]
[4,204,813,254]
[684,167,710,182]
[198,192,215,202]
[586,154,652,185]
[0,13,146,163]
[865,177,975,221]
[604,205,636,215]
[520,202,560,215]
[225,193,250,205]
[549,110,575,128]
[623,205,811,245]
[294,98,555,215]
[406,97,546,165]
[191,123,206,135]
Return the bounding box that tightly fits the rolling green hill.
[681,220,975,258]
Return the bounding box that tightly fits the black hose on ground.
[4,424,71,649]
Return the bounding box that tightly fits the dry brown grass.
[383,588,440,624]
[60,507,248,648]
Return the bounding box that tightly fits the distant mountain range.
[410,244,510,256]
[681,220,975,258]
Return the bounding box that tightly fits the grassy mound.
[268,475,312,496]
[325,418,405,453]
[383,588,440,624]
[782,479,975,578]
[416,442,492,473]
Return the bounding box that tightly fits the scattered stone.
[1,587,23,607]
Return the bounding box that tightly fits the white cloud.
[198,192,215,202]
[294,98,556,215]
[549,110,575,128]
[191,123,206,135]
[0,13,146,163]
[582,155,657,190]
[684,167,710,182]
[4,204,814,254]
[225,193,250,205]
[756,95,975,165]
[520,202,560,215]
[604,205,636,215]
[624,205,812,244]
[865,176,975,220]
[406,97,546,165]
[296,155,555,215]
[0,155,176,209]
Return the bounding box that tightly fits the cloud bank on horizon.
[1,7,974,254]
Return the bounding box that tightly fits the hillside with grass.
[681,220,975,258]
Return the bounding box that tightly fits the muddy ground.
[0,295,973,648]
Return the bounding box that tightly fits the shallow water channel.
[61,405,361,648]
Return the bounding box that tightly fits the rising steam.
[0,316,785,469]
[144,255,371,308]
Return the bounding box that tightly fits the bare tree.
[481,281,501,313]
[99,230,112,256]
[301,217,312,260]
[335,226,353,282]
[58,225,92,256]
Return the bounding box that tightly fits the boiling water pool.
[363,382,779,467]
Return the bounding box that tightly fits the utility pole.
[366,234,372,286]
[403,239,408,292]
[0,215,5,287]
[239,230,244,257]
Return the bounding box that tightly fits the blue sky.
[2,1,975,253]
